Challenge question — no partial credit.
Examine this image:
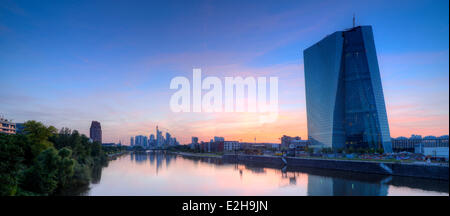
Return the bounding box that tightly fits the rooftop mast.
[353,13,355,28]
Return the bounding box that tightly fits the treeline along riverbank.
[0,121,118,196]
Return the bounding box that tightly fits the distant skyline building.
[191,137,199,150]
[89,121,102,143]
[128,126,179,148]
[214,136,224,142]
[166,132,171,146]
[304,25,392,152]
[135,135,147,147]
[149,134,155,146]
[156,126,164,147]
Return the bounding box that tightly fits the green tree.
[347,147,355,154]
[0,121,109,196]
[0,134,24,196]
[56,148,76,189]
[22,121,57,164]
[21,147,60,195]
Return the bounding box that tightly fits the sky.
[0,0,448,144]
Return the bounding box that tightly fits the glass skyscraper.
[303,26,392,153]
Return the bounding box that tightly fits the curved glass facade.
[303,26,392,152]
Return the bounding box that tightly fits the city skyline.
[1,0,448,145]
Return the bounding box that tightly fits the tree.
[22,121,56,163]
[0,121,108,196]
[56,148,76,189]
[347,147,355,154]
[0,134,24,196]
[21,147,61,195]
[21,147,76,195]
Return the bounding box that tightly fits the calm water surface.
[84,151,448,196]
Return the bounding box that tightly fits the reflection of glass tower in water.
[307,175,388,196]
[134,152,148,163]
[165,154,173,168]
[303,25,392,152]
[155,151,163,175]
[149,151,155,165]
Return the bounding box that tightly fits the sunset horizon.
[1,0,448,145]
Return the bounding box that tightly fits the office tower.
[143,136,148,147]
[191,137,199,149]
[135,135,147,147]
[149,134,155,146]
[130,137,134,146]
[166,132,171,146]
[134,135,140,146]
[156,126,164,147]
[303,25,392,152]
[89,121,102,143]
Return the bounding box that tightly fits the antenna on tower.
[353,13,355,28]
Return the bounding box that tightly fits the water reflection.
[85,151,448,196]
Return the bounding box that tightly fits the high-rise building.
[130,137,134,146]
[135,135,147,147]
[156,126,164,147]
[143,136,148,147]
[191,137,199,150]
[303,25,392,152]
[166,132,171,146]
[149,134,155,146]
[89,121,102,143]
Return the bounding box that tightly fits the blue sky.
[0,0,448,144]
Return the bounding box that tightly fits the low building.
[101,143,116,147]
[240,142,278,150]
[392,135,449,160]
[391,137,423,152]
[421,147,448,160]
[0,117,16,134]
[281,135,308,150]
[290,140,309,151]
[392,136,448,152]
[201,141,224,152]
[224,141,240,151]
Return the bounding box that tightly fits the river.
[81,151,448,196]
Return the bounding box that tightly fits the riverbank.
[107,151,129,160]
[173,151,222,158]
[222,154,449,180]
